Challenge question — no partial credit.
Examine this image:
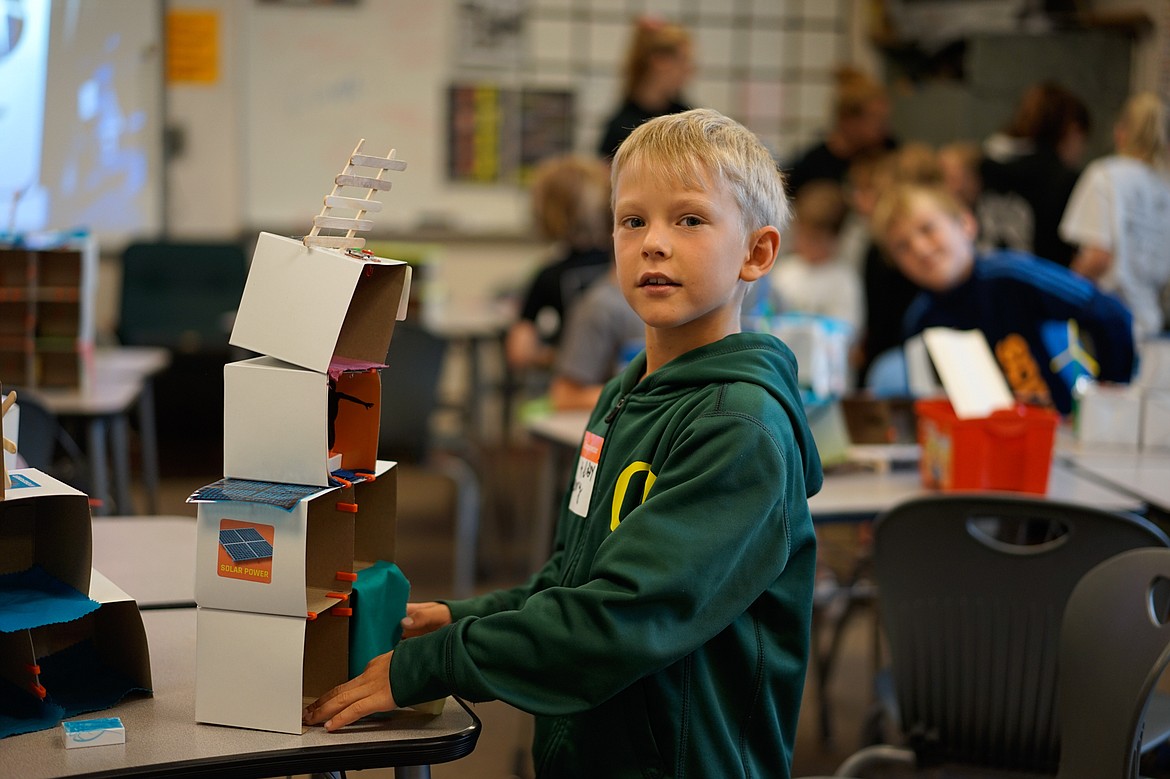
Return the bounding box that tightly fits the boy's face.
[612,163,777,358]
[883,195,977,293]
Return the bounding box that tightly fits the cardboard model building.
[189,142,418,734]
[0,387,153,740]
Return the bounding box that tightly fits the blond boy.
[305,109,822,779]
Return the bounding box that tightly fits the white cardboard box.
[195,605,350,734]
[223,356,381,487]
[1076,383,1143,448]
[1137,338,1170,389]
[1143,390,1170,451]
[0,467,152,727]
[0,468,93,593]
[229,232,411,374]
[191,461,397,619]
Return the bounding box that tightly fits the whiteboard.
[243,1,529,237]
[1,0,164,252]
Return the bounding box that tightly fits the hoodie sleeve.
[390,397,813,714]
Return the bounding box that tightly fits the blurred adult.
[784,66,895,197]
[597,16,694,160]
[1060,92,1170,338]
[981,81,1090,266]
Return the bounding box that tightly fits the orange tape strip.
[332,607,353,617]
[306,611,318,621]
[326,591,349,600]
[335,502,359,513]
[335,571,358,582]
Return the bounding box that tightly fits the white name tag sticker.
[568,432,604,517]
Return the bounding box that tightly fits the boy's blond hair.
[870,184,968,249]
[611,107,791,234]
[530,154,612,249]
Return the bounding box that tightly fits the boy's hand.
[402,601,452,638]
[303,651,396,731]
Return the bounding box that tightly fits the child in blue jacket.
[305,109,823,779]
[871,184,1134,414]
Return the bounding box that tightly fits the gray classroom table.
[0,608,480,779]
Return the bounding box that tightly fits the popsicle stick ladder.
[303,139,408,251]
[2,388,17,493]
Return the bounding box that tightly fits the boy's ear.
[741,226,781,282]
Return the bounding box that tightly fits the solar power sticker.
[216,520,275,584]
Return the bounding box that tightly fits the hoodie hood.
[613,331,823,498]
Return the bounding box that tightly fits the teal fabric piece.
[348,561,410,679]
[0,566,99,633]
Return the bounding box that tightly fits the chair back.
[874,494,1169,772]
[119,242,247,351]
[1057,547,1170,779]
[378,321,447,464]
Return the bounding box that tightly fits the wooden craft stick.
[325,195,383,212]
[351,154,408,171]
[307,139,366,243]
[303,235,366,249]
[312,215,374,231]
[342,147,395,240]
[334,174,394,191]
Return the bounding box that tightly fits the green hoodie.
[392,332,822,778]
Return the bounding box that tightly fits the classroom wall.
[163,0,862,242]
[143,0,1169,337]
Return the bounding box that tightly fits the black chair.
[828,494,1170,777]
[1057,547,1170,779]
[118,241,247,352]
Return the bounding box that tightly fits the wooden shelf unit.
[0,238,96,388]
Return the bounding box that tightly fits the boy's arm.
[389,409,812,715]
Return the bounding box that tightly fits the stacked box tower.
[189,144,414,734]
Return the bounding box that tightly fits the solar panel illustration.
[219,528,273,562]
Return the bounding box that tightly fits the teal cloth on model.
[348,560,410,680]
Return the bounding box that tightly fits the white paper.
[922,328,1015,419]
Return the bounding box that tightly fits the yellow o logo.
[611,461,656,531]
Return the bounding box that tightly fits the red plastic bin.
[915,398,1059,494]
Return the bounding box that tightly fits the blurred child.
[766,180,863,337]
[547,269,645,411]
[871,184,1135,414]
[305,108,822,779]
[1060,92,1170,338]
[506,155,613,372]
